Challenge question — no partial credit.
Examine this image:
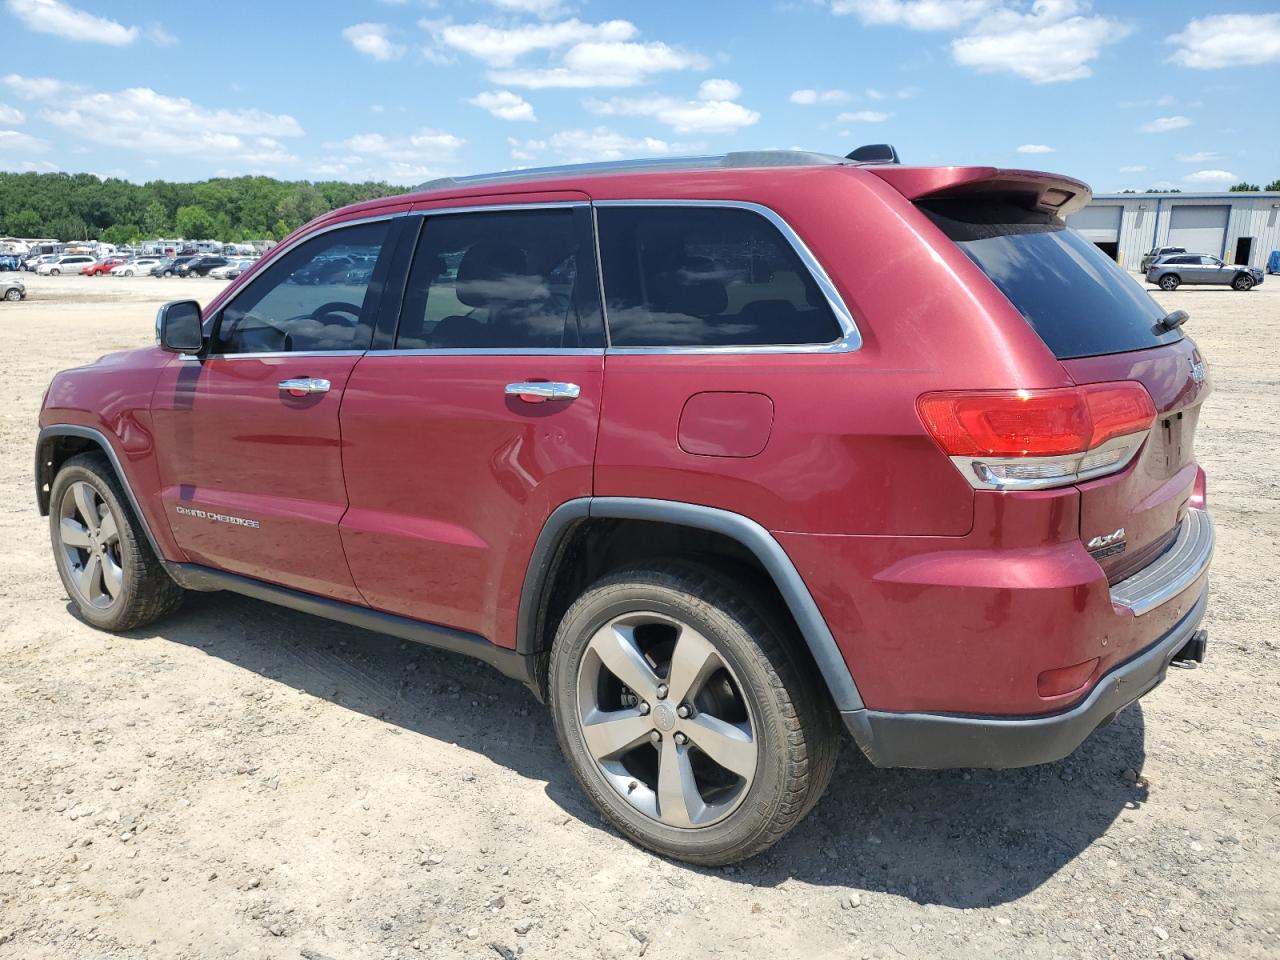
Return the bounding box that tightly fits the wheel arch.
[35,425,165,559]
[517,497,865,714]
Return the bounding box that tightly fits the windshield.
[920,198,1183,359]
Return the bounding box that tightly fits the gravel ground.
[1,272,1277,960]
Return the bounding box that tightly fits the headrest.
[652,255,728,317]
[456,241,537,307]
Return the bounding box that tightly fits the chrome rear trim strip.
[1110,508,1213,616]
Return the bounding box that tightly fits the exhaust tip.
[1171,629,1208,666]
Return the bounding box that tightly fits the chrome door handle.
[505,381,580,401]
[278,377,331,395]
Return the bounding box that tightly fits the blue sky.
[1,0,1278,192]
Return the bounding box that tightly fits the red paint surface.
[678,392,774,458]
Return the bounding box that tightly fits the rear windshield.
[920,199,1182,359]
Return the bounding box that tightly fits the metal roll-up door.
[1067,205,1122,243]
[1167,205,1229,257]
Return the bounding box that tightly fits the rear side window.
[596,205,842,348]
[395,207,603,350]
[921,199,1181,360]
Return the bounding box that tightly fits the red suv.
[35,149,1214,865]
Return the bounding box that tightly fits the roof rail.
[413,149,851,193]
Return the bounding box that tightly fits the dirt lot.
[1,272,1277,960]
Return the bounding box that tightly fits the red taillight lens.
[918,383,1157,490]
[1037,657,1100,698]
[917,383,1156,457]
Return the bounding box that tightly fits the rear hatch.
[913,186,1208,582]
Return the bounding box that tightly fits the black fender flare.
[516,497,866,714]
[35,424,166,559]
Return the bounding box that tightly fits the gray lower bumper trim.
[844,586,1208,770]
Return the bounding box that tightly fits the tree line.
[0,172,408,244]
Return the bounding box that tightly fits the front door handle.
[505,381,581,402]
[278,377,331,396]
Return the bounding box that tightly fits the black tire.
[548,560,839,866]
[4,287,20,301]
[1232,274,1254,291]
[163,270,173,278]
[49,268,60,276]
[49,452,183,631]
[1159,274,1180,291]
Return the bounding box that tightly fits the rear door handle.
[505,381,580,402]
[278,377,331,396]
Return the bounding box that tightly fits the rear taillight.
[918,383,1156,491]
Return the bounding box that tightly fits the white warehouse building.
[1066,192,1280,271]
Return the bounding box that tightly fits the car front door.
[338,197,605,645]
[1203,256,1231,283]
[150,212,407,601]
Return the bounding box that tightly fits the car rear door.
[338,195,604,645]
[150,210,409,600]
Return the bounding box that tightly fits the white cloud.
[144,23,178,46]
[316,129,466,185]
[0,103,24,124]
[3,74,304,169]
[1176,151,1222,163]
[335,130,464,163]
[428,18,637,67]
[951,1,1131,84]
[485,0,568,17]
[1016,143,1054,153]
[1167,14,1280,70]
[789,88,850,104]
[831,0,994,31]
[698,78,741,101]
[0,129,49,152]
[509,126,691,163]
[1183,169,1238,185]
[3,0,138,45]
[836,110,892,122]
[1139,115,1192,134]
[586,86,759,134]
[492,40,709,88]
[343,23,406,62]
[1119,164,1146,172]
[467,89,537,122]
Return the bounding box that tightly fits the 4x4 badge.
[1189,357,1207,383]
[1087,527,1126,551]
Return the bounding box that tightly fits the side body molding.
[518,496,866,714]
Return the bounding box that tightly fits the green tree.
[175,204,216,239]
[1229,181,1260,192]
[142,200,170,237]
[4,209,43,236]
[1265,179,1280,192]
[101,223,142,246]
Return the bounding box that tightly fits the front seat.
[430,241,532,348]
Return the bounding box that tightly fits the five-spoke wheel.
[57,480,124,608]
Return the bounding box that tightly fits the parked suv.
[37,254,95,275]
[176,255,230,278]
[1140,246,1186,272]
[1146,253,1262,291]
[35,150,1214,865]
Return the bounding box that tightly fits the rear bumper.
[844,586,1208,769]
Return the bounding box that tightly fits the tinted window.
[596,205,842,347]
[395,207,602,350]
[214,220,389,354]
[921,199,1181,360]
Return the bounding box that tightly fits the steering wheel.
[310,301,363,327]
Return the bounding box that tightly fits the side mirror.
[156,299,204,353]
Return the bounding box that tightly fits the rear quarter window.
[920,199,1182,360]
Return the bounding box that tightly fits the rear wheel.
[4,287,20,301]
[548,561,839,866]
[49,453,183,631]
[1232,274,1254,291]
[1159,274,1180,291]
[49,268,60,276]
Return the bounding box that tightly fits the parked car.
[1140,246,1187,272]
[151,256,195,278]
[1146,253,1262,291]
[2,276,24,301]
[35,148,1214,866]
[111,258,162,277]
[81,257,129,276]
[176,255,230,278]
[25,254,60,272]
[289,255,354,285]
[37,254,96,275]
[208,259,255,280]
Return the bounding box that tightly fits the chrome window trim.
[592,198,863,356]
[179,350,366,362]
[417,201,589,217]
[200,210,409,352]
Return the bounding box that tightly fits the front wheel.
[548,561,839,866]
[1232,274,1255,291]
[49,268,60,276]
[4,287,21,301]
[1159,274,1180,291]
[49,453,183,631]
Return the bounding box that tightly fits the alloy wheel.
[575,612,758,829]
[57,481,124,609]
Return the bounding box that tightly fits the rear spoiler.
[867,165,1092,217]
